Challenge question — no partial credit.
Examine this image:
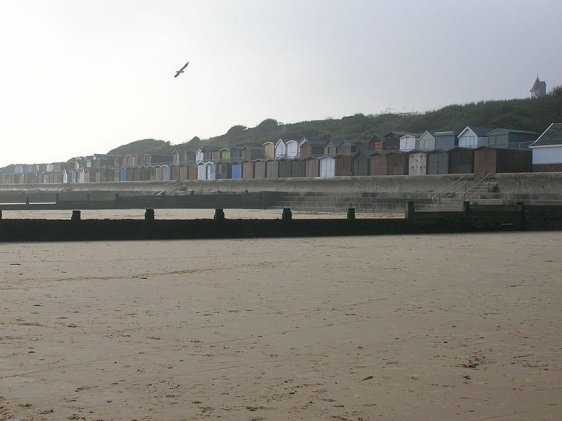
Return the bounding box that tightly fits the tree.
[226,125,247,135]
[256,118,278,131]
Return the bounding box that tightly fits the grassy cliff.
[109,88,562,155]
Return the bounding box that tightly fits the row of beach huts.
[1,124,561,185]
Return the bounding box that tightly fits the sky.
[1,0,561,167]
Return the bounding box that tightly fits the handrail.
[462,173,492,201]
[153,179,181,196]
[431,174,470,204]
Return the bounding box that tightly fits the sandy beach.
[1,232,561,420]
[0,208,403,220]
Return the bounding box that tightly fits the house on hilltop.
[530,76,547,99]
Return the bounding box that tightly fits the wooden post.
[214,209,225,221]
[282,208,292,221]
[347,208,356,220]
[405,201,415,220]
[517,201,526,230]
[463,201,470,213]
[145,209,155,222]
[71,210,81,222]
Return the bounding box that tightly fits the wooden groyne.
[0,203,560,242]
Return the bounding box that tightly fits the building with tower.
[530,76,547,98]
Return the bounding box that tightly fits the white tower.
[530,75,547,98]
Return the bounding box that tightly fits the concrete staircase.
[429,174,495,211]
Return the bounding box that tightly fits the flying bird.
[174,60,189,78]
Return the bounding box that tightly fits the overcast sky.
[1,0,561,166]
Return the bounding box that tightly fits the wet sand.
[0,208,403,220]
[1,232,561,420]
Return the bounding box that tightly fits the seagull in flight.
[174,60,189,78]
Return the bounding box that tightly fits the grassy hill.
[107,139,173,156]
[108,87,562,156]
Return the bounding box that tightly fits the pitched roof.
[419,130,435,139]
[471,127,493,136]
[434,130,456,137]
[385,131,420,138]
[487,128,539,135]
[369,133,385,142]
[530,123,562,147]
[301,139,328,146]
[531,76,542,91]
[459,126,492,137]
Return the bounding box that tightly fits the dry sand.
[0,232,561,420]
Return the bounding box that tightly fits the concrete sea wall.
[0,173,561,211]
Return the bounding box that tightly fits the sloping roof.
[299,138,326,146]
[385,131,420,138]
[419,130,435,139]
[150,153,174,164]
[197,146,218,153]
[487,128,539,135]
[531,76,542,91]
[434,131,456,137]
[530,123,562,147]
[369,133,385,142]
[459,126,492,137]
[471,127,493,136]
